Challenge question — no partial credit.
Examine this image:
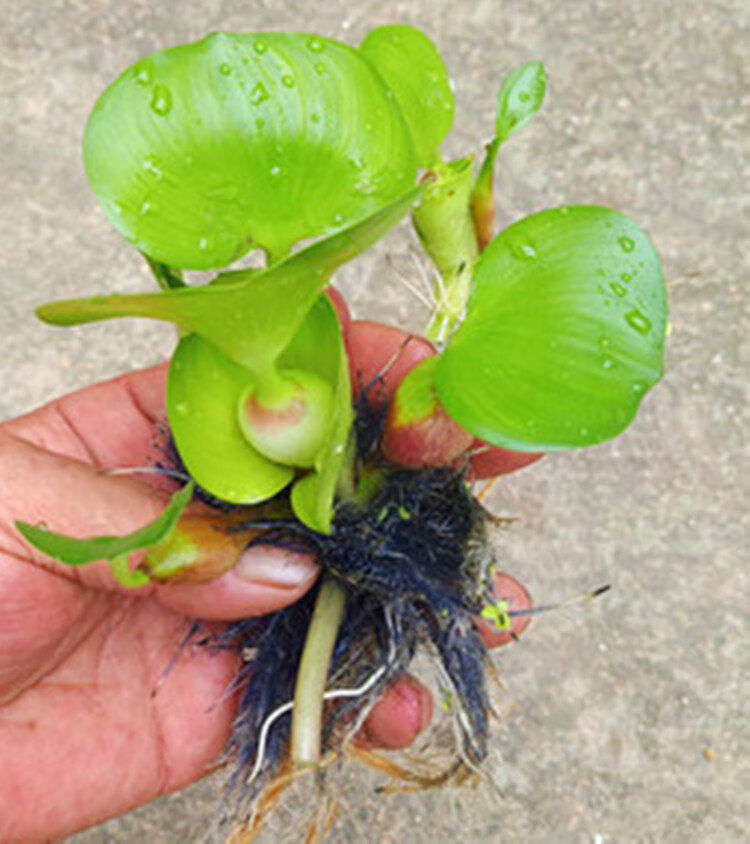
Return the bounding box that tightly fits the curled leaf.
[168,336,294,504]
[287,297,353,534]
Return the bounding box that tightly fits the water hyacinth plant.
[16,24,667,837]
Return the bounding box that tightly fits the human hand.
[0,296,536,841]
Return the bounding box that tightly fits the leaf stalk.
[291,576,347,768]
[411,159,479,345]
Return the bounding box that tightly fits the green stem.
[411,158,479,346]
[291,576,347,768]
[470,138,500,252]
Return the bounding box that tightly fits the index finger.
[2,363,168,471]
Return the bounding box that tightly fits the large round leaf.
[84,32,417,268]
[435,206,667,450]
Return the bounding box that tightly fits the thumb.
[154,545,319,620]
[1,430,319,620]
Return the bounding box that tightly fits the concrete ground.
[1,0,747,841]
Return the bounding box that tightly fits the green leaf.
[36,185,423,373]
[15,481,195,588]
[288,297,353,534]
[494,60,546,145]
[388,356,440,424]
[471,61,546,233]
[168,336,294,504]
[435,206,667,450]
[84,31,418,268]
[359,25,453,168]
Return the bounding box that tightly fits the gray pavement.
[1,0,747,841]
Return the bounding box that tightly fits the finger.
[0,429,171,590]
[2,363,169,471]
[475,572,532,648]
[325,285,351,341]
[357,674,433,750]
[1,432,320,616]
[345,320,542,474]
[345,320,436,406]
[154,546,319,620]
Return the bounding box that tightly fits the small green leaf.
[37,185,422,374]
[84,32,417,268]
[168,336,293,504]
[435,206,667,450]
[494,60,547,145]
[15,481,195,587]
[359,25,453,168]
[471,61,546,241]
[289,297,353,534]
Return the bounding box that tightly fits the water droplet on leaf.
[249,82,270,106]
[142,156,162,180]
[621,272,632,282]
[281,74,295,88]
[270,165,281,176]
[307,38,324,53]
[219,63,232,76]
[509,239,537,260]
[135,65,152,86]
[150,84,172,116]
[617,235,635,253]
[253,40,267,54]
[625,309,651,334]
[610,281,627,297]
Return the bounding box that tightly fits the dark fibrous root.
[193,463,497,832]
[167,385,503,832]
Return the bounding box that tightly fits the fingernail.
[235,546,318,588]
